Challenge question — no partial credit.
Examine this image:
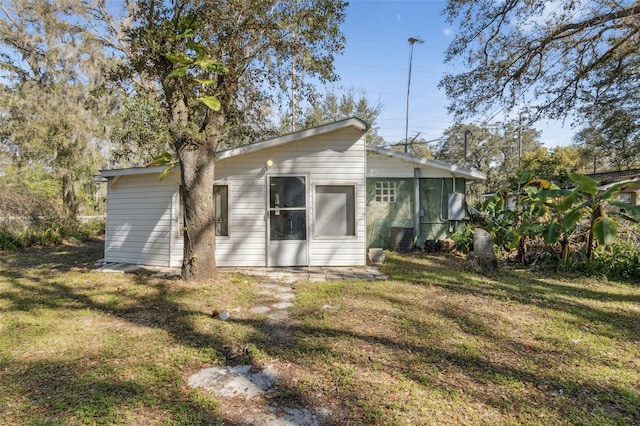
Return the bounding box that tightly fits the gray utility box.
[447,193,466,220]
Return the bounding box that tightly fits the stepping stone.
[188,364,278,400]
[272,302,293,310]
[260,284,293,293]
[274,292,295,301]
[268,310,289,321]
[250,306,271,314]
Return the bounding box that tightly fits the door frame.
[266,173,310,267]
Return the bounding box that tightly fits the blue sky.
[330,0,577,148]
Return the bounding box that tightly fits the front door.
[267,176,308,266]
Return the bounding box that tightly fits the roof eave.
[100,165,168,178]
[367,145,487,181]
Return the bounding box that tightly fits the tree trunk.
[179,141,217,281]
[62,173,78,218]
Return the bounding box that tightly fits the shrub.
[577,240,640,281]
[0,180,105,251]
[451,225,475,253]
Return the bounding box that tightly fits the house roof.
[101,118,484,182]
[367,145,487,181]
[101,117,368,177]
[216,117,368,160]
[586,168,640,186]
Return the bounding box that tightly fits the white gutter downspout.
[414,168,421,245]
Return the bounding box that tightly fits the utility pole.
[464,129,471,168]
[291,53,296,132]
[518,110,523,169]
[405,36,423,153]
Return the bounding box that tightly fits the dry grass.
[1,242,639,425]
[286,253,640,425]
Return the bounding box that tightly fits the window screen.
[315,185,355,236]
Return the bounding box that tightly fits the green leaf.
[607,199,640,222]
[147,151,174,167]
[186,39,205,54]
[543,221,560,245]
[557,190,579,211]
[197,95,221,111]
[167,65,190,78]
[524,186,541,198]
[600,182,631,201]
[194,78,217,87]
[178,28,196,39]
[522,223,545,234]
[158,165,175,181]
[165,53,193,65]
[570,172,599,195]
[518,170,533,185]
[593,213,618,245]
[562,209,583,231]
[506,229,521,250]
[195,57,216,69]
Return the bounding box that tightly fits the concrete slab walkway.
[96,262,389,282]
[220,266,389,283]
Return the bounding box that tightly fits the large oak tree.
[439,1,640,122]
[94,0,347,281]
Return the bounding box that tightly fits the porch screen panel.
[315,185,355,236]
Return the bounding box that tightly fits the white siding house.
[101,118,368,268]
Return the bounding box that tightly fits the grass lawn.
[1,240,639,425]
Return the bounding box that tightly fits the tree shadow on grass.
[384,253,640,342]
[275,296,640,424]
[0,244,315,425]
[2,243,639,424]
[1,356,232,425]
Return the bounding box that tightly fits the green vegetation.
[467,172,640,279]
[1,242,639,424]
[0,167,105,251]
[0,219,104,251]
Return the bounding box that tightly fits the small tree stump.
[467,252,499,275]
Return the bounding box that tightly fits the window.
[315,185,355,237]
[213,185,228,236]
[617,192,634,204]
[375,181,396,202]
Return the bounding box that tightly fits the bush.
[0,218,105,251]
[575,240,640,281]
[0,181,105,251]
[451,225,475,253]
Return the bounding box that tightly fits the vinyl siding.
[215,126,367,266]
[105,173,180,267]
[104,125,367,268]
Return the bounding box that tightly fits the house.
[101,118,485,268]
[587,168,640,206]
[366,147,485,251]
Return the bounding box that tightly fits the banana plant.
[567,173,640,260]
[482,171,640,268]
